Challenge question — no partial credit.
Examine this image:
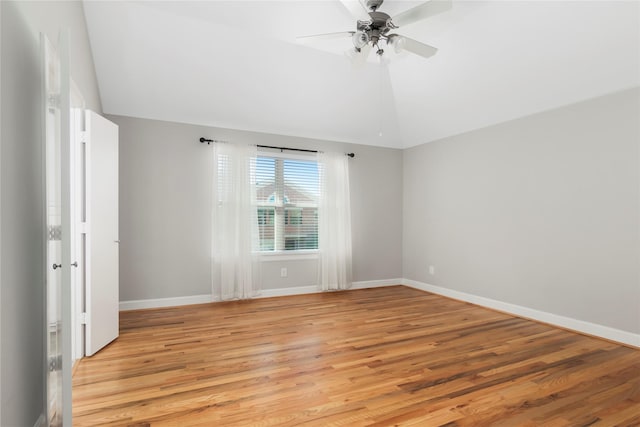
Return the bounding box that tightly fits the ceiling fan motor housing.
[355,11,392,48]
[301,0,445,60]
[358,11,392,30]
[357,12,392,33]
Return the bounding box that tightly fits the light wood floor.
[73,286,640,426]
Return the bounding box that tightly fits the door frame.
[58,28,73,427]
[70,88,86,364]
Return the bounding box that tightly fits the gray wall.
[1,4,43,425]
[110,114,404,302]
[403,88,640,334]
[14,1,102,112]
[0,1,101,425]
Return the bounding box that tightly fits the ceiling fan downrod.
[365,0,385,12]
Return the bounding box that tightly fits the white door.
[42,30,72,427]
[85,111,119,356]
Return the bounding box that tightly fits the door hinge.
[79,312,88,325]
[48,354,62,372]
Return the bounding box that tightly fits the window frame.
[255,149,319,257]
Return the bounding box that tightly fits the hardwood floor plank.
[73,286,640,426]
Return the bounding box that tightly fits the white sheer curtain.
[317,151,353,291]
[211,143,261,300]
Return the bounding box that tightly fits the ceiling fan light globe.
[352,30,370,49]
[388,35,405,54]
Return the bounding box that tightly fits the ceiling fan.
[298,0,452,64]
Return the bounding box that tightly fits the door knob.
[71,262,78,267]
[52,263,62,270]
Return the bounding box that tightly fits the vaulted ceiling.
[83,1,639,149]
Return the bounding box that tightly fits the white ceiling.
[83,1,640,149]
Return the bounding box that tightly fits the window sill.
[258,251,318,262]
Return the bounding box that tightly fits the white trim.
[120,279,640,347]
[118,289,324,310]
[259,252,318,262]
[351,278,402,289]
[70,107,85,364]
[257,285,319,298]
[33,413,46,427]
[117,278,638,348]
[255,279,401,298]
[119,279,402,310]
[119,294,213,311]
[402,279,640,348]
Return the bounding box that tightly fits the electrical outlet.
[429,265,435,275]
[280,267,288,278]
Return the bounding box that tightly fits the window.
[285,208,302,225]
[255,155,319,252]
[258,208,274,226]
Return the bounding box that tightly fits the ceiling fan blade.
[340,0,372,23]
[296,31,355,43]
[390,0,452,28]
[389,34,438,59]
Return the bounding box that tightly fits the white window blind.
[255,154,319,251]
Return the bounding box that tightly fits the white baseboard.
[33,414,45,427]
[118,278,637,348]
[258,279,402,298]
[402,278,640,348]
[257,285,319,298]
[119,279,402,310]
[351,278,403,289]
[119,294,213,311]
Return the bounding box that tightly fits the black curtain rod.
[200,137,355,158]
[200,137,226,144]
[258,145,355,158]
[258,144,317,153]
